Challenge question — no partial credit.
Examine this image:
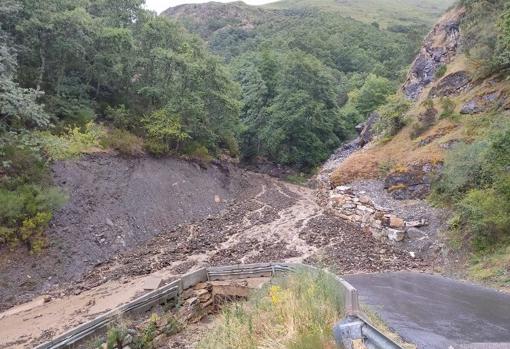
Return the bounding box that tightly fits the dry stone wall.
[327,185,427,243]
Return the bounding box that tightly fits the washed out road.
[345,272,510,349]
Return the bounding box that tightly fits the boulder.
[387,228,405,242]
[460,91,501,114]
[428,71,471,98]
[389,216,405,229]
[358,112,379,146]
[359,195,372,205]
[406,227,426,240]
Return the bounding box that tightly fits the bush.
[410,107,437,139]
[433,141,491,201]
[457,175,510,250]
[142,109,190,155]
[183,143,212,162]
[38,122,106,160]
[101,129,144,157]
[435,64,447,79]
[375,95,411,137]
[105,105,136,130]
[434,121,510,251]
[439,97,456,119]
[0,185,67,251]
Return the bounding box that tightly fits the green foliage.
[38,122,106,160]
[105,105,134,130]
[142,109,189,155]
[439,97,456,119]
[182,143,212,162]
[199,268,344,349]
[0,184,67,251]
[434,120,510,251]
[460,0,510,77]
[236,50,347,169]
[0,4,49,131]
[435,64,447,79]
[375,95,411,137]
[101,129,144,157]
[348,74,394,117]
[133,313,159,349]
[2,0,240,159]
[106,325,127,349]
[457,175,510,250]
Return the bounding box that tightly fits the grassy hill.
[264,0,455,28]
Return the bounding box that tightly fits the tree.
[0,3,49,131]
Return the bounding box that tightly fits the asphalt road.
[345,272,510,349]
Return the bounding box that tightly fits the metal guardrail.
[34,263,401,349]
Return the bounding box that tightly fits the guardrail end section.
[334,317,363,349]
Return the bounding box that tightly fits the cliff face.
[402,7,465,100]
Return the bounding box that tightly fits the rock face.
[384,163,442,200]
[428,71,472,98]
[460,90,504,114]
[402,7,465,100]
[357,112,380,147]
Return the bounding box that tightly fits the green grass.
[264,0,455,28]
[198,269,344,349]
[468,245,510,289]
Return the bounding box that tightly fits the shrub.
[433,141,491,201]
[105,105,133,130]
[410,107,437,139]
[183,143,212,162]
[142,109,190,155]
[102,129,144,157]
[375,95,411,137]
[38,122,106,160]
[457,175,510,250]
[0,185,67,251]
[433,121,510,251]
[435,64,447,79]
[439,97,456,119]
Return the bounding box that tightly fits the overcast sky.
[145,0,279,13]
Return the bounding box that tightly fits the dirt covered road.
[0,154,426,348]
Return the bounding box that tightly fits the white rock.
[387,228,405,242]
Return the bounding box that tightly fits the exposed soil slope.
[0,155,252,311]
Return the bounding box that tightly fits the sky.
[145,0,279,13]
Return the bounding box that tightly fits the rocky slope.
[331,5,509,195]
[327,3,510,283]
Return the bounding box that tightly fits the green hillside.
[264,0,455,28]
[164,0,451,169]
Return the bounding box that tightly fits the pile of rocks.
[98,279,256,349]
[328,185,427,243]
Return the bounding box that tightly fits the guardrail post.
[333,317,363,349]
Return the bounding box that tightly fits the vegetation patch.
[198,270,344,349]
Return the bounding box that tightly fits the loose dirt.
[0,154,429,348]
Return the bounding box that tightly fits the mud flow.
[0,154,427,348]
